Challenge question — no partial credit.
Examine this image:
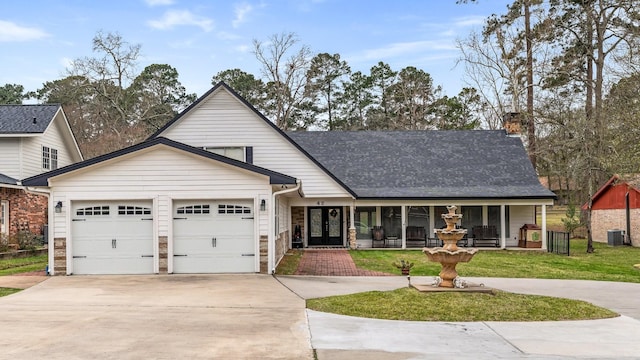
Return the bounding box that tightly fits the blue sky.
[0,0,512,98]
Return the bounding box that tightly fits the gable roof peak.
[148,81,243,139]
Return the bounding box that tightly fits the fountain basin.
[423,248,478,263]
[423,247,478,288]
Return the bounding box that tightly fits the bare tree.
[253,32,311,130]
[457,30,524,129]
[68,31,142,153]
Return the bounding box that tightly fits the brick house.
[0,105,82,245]
[582,174,640,247]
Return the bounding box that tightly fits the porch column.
[349,203,356,249]
[482,205,488,225]
[401,206,407,249]
[500,204,506,249]
[429,206,435,237]
[541,204,547,250]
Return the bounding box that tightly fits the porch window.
[354,207,376,240]
[407,206,429,230]
[488,206,510,238]
[461,206,482,230]
[382,206,401,237]
[434,206,448,229]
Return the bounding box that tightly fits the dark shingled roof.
[0,104,60,134]
[287,130,556,200]
[0,173,18,185]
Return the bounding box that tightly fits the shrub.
[0,234,10,253]
[15,231,40,251]
[562,204,583,237]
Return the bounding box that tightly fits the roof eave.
[0,133,43,137]
[355,195,557,201]
[21,137,297,187]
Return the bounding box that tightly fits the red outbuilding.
[582,174,640,247]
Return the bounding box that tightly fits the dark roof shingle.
[0,104,60,134]
[287,130,556,199]
[0,173,18,185]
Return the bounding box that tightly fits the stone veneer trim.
[259,235,268,273]
[53,237,66,275]
[158,236,168,273]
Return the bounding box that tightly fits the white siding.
[50,145,272,239]
[509,205,536,247]
[0,138,21,179]
[258,196,269,235]
[17,111,80,179]
[160,89,350,198]
[278,196,291,235]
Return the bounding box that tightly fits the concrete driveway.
[0,275,312,360]
[278,276,640,360]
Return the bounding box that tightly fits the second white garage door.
[173,200,255,273]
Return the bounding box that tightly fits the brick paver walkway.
[294,249,392,276]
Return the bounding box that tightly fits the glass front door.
[308,207,343,246]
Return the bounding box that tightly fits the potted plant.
[393,259,414,275]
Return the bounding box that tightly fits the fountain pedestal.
[423,205,478,288]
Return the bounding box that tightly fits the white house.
[23,83,555,275]
[1,105,82,242]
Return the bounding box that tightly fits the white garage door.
[71,201,154,274]
[173,200,255,273]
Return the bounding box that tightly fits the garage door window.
[218,204,251,214]
[177,205,210,214]
[76,206,110,216]
[118,205,151,215]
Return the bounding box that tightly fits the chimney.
[503,112,521,135]
[32,117,37,124]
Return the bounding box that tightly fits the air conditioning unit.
[607,230,624,246]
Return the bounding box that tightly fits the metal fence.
[547,231,570,256]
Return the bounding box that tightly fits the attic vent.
[33,117,37,124]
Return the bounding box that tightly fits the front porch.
[290,202,551,250]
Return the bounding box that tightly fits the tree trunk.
[525,0,536,169]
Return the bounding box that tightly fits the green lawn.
[0,254,47,298]
[275,249,304,275]
[307,287,618,322]
[0,288,21,297]
[282,239,639,322]
[350,240,640,283]
[0,254,47,276]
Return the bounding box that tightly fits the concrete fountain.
[416,205,488,291]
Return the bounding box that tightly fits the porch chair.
[371,226,385,248]
[405,226,427,248]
